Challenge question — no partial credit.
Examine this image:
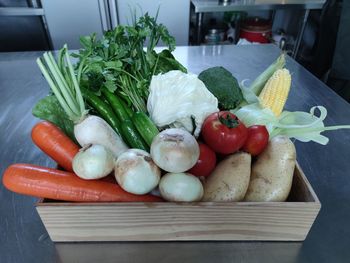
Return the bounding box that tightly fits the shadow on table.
[55,241,302,263]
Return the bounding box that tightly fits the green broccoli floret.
[198,66,243,110]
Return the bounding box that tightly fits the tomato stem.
[219,113,239,128]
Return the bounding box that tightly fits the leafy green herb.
[154,50,187,74]
[73,13,186,113]
[198,66,243,110]
[32,95,75,141]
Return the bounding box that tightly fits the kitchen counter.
[1,45,350,263]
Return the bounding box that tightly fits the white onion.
[150,128,199,173]
[159,172,203,202]
[73,144,114,180]
[115,149,161,195]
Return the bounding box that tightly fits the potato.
[244,136,296,202]
[203,152,251,201]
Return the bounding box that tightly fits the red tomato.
[242,125,269,156]
[201,111,248,154]
[188,143,216,177]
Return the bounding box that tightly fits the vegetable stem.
[152,54,160,76]
[36,58,76,120]
[63,45,86,116]
[44,52,80,116]
[36,46,86,123]
[118,69,140,82]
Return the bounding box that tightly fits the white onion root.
[115,149,161,195]
[73,144,115,180]
[150,128,199,173]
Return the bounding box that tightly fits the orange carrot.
[100,173,117,184]
[3,164,162,202]
[31,121,79,172]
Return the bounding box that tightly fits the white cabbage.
[147,70,218,136]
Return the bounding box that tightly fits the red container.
[240,17,272,43]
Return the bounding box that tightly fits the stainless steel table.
[1,45,350,263]
[191,0,326,58]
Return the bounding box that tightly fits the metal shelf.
[191,0,325,12]
[191,0,326,58]
[0,7,44,16]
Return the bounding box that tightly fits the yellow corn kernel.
[259,68,291,116]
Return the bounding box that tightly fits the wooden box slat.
[36,163,321,242]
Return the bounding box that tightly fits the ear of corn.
[258,68,291,116]
[250,54,286,95]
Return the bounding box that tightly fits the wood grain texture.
[290,163,320,202]
[36,164,321,242]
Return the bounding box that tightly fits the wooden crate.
[36,163,321,242]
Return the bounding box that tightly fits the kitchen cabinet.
[0,0,50,51]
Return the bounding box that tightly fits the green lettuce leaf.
[32,95,75,141]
